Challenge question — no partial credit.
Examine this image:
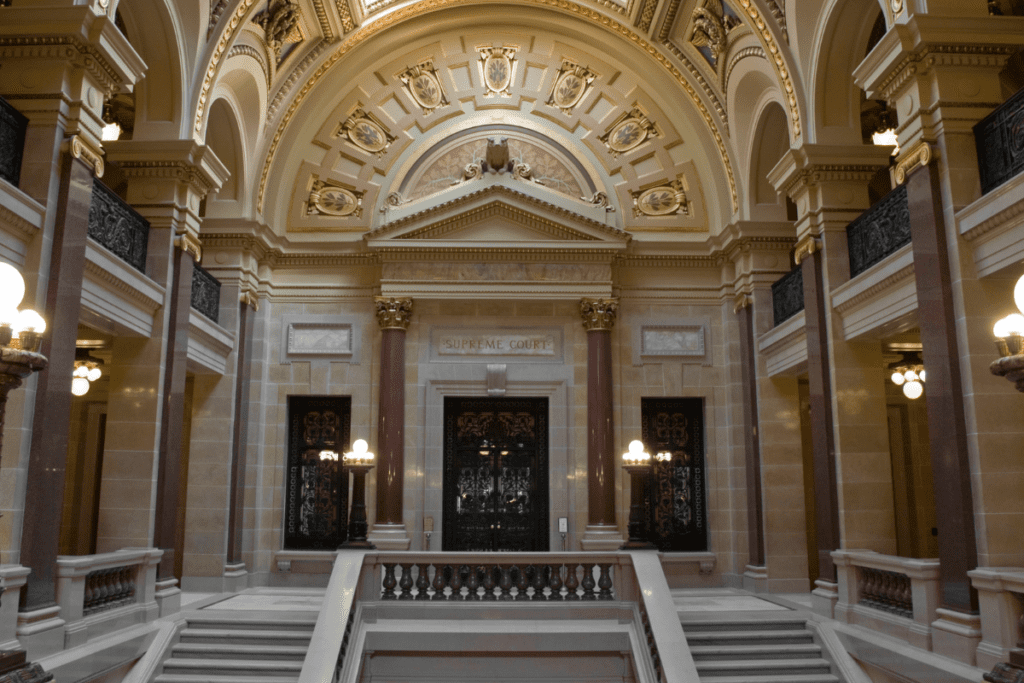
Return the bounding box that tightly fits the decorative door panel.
[641,397,707,552]
[443,397,549,552]
[284,396,351,549]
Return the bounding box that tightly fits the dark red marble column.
[153,238,199,581]
[20,146,97,611]
[374,297,412,526]
[581,298,617,527]
[800,246,841,582]
[906,163,978,613]
[227,295,256,565]
[737,301,765,566]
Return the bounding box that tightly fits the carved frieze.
[599,107,660,156]
[398,60,449,115]
[374,297,413,330]
[307,180,363,218]
[478,46,518,97]
[580,298,619,331]
[546,60,598,115]
[632,179,689,217]
[336,109,395,157]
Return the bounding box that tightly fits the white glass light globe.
[919,369,926,383]
[74,365,89,378]
[628,440,644,454]
[353,439,368,454]
[891,372,905,386]
[994,314,1024,338]
[1014,273,1024,316]
[87,367,102,382]
[903,369,919,383]
[0,305,18,327]
[71,377,90,396]
[903,380,923,400]
[18,308,45,334]
[0,263,25,309]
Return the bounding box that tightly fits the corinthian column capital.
[374,297,413,330]
[580,298,618,331]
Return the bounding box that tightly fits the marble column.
[736,300,765,568]
[227,293,257,569]
[367,297,412,550]
[579,298,623,551]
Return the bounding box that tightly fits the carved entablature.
[307,179,363,218]
[599,106,660,157]
[397,60,450,115]
[374,297,413,330]
[478,46,518,97]
[632,179,690,217]
[580,298,619,331]
[335,109,396,157]
[546,60,598,115]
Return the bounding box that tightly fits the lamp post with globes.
[620,440,658,550]
[330,439,376,549]
[991,273,1024,392]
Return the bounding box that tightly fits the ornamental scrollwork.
[599,106,660,157]
[336,109,395,157]
[374,297,413,330]
[632,179,689,217]
[546,60,598,115]
[307,179,363,218]
[88,180,149,273]
[478,46,518,97]
[397,60,449,115]
[690,0,742,68]
[580,298,618,331]
[254,0,302,61]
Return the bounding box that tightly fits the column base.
[932,607,983,666]
[367,524,411,550]
[15,606,64,661]
[811,579,839,619]
[154,578,181,618]
[580,525,624,551]
[0,567,29,651]
[223,563,248,593]
[742,565,768,593]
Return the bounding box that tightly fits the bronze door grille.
[641,397,708,552]
[284,395,351,549]
[443,397,549,552]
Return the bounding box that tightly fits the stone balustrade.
[833,550,940,651]
[55,548,163,648]
[969,567,1024,670]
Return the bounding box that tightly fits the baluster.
[899,576,913,616]
[83,576,95,614]
[581,564,597,600]
[531,565,547,601]
[564,564,580,600]
[498,565,513,601]
[415,563,431,600]
[125,567,137,603]
[863,570,877,607]
[431,564,448,601]
[548,564,564,601]
[466,565,481,600]
[398,564,415,600]
[382,563,398,600]
[856,569,867,604]
[98,570,111,608]
[481,565,497,600]
[448,566,465,601]
[883,572,896,610]
[513,565,529,601]
[597,564,613,600]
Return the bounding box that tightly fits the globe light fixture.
[888,352,925,399]
[622,439,650,465]
[0,263,46,352]
[990,273,1024,391]
[621,439,656,550]
[340,438,376,549]
[903,380,924,400]
[71,377,90,397]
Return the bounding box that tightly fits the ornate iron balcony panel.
[0,96,28,187]
[191,261,221,323]
[771,266,804,326]
[88,181,150,273]
[847,183,911,278]
[975,85,1024,195]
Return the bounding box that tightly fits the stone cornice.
[768,144,893,199]
[83,257,164,314]
[375,247,621,262]
[396,204,599,242]
[832,260,915,315]
[615,254,718,268]
[106,140,230,197]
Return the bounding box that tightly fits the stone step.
[681,618,810,632]
[685,629,815,646]
[697,675,840,683]
[689,643,823,660]
[178,628,313,646]
[182,617,316,632]
[154,676,298,683]
[161,658,303,677]
[695,657,833,677]
[170,643,308,661]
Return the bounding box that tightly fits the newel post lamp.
[620,440,657,550]
[991,274,1024,392]
[339,439,376,549]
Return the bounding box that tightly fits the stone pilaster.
[367,297,412,550]
[579,298,623,551]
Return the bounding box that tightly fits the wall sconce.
[0,263,46,352]
[888,352,925,400]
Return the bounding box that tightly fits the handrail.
[0,95,28,187]
[975,84,1024,195]
[298,550,367,683]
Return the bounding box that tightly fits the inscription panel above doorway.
[429,326,564,363]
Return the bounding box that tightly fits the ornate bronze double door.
[443,397,549,552]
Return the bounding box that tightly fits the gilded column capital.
[374,297,413,330]
[580,298,618,331]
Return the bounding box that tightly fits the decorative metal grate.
[771,266,804,326]
[88,181,150,273]
[847,183,911,278]
[975,85,1024,195]
[190,261,221,323]
[0,95,28,187]
[379,562,613,601]
[857,566,913,619]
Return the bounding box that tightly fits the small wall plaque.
[287,323,352,356]
[641,325,705,357]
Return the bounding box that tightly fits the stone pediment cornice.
[366,185,631,247]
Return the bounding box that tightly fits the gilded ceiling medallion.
[398,61,449,115]
[600,107,659,156]
[337,109,395,156]
[478,46,517,97]
[308,180,363,217]
[546,60,598,115]
[632,179,689,217]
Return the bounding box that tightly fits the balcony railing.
[975,84,1024,195]
[0,95,28,187]
[191,261,221,323]
[847,183,911,278]
[772,266,804,326]
[88,180,150,273]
